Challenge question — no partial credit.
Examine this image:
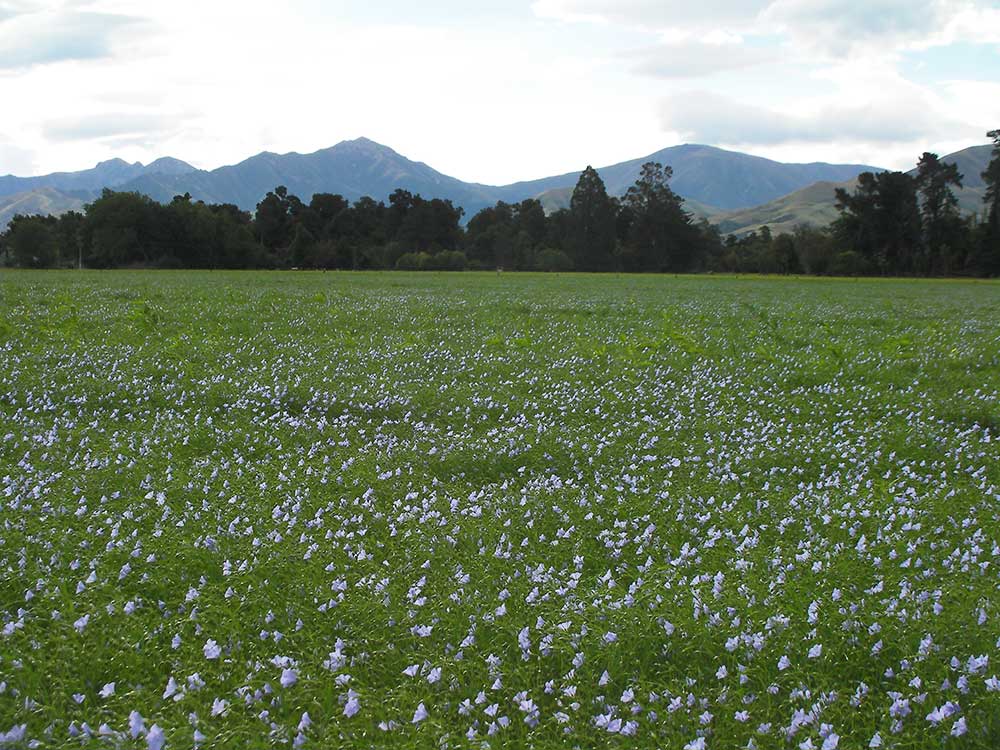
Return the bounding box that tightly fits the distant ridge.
[1,139,990,235]
[522,144,876,211]
[0,138,884,227]
[0,156,196,199]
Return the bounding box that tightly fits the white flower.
[518,627,530,650]
[128,711,145,739]
[147,724,165,750]
[344,692,361,718]
[163,676,179,699]
[0,726,26,745]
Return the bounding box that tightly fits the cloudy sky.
[1,0,999,184]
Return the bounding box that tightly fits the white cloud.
[761,0,971,57]
[534,0,1000,57]
[532,0,769,32]
[627,38,776,78]
[0,0,994,183]
[660,87,977,146]
[0,5,150,69]
[42,112,184,142]
[0,136,34,175]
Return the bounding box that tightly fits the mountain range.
[0,139,992,235]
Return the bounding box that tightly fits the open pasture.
[1,271,999,749]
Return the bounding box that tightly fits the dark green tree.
[465,199,548,270]
[289,223,317,267]
[622,162,697,272]
[568,166,616,271]
[82,190,164,267]
[979,129,1000,274]
[254,186,295,258]
[834,171,920,274]
[5,215,59,268]
[915,152,964,274]
[309,193,349,238]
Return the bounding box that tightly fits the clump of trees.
[465,162,720,272]
[828,152,984,276]
[3,130,999,275]
[0,187,466,270]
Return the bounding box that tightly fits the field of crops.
[1,270,999,749]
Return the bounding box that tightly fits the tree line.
[2,131,999,276]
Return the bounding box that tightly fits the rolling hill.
[714,144,992,236]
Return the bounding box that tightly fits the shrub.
[535,248,574,272]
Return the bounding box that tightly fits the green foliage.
[4,214,60,268]
[534,247,574,272]
[621,162,703,272]
[465,200,547,270]
[833,171,922,274]
[395,250,467,271]
[915,152,964,274]
[568,166,617,271]
[981,129,1000,274]
[1,272,999,749]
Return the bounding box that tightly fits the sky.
[1,0,999,184]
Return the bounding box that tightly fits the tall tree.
[915,152,963,274]
[622,161,696,272]
[834,171,920,275]
[568,166,616,272]
[981,129,1000,274]
[254,186,295,257]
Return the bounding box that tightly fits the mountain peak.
[95,158,132,169]
[336,137,397,154]
[145,157,196,176]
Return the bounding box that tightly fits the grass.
[1,270,999,749]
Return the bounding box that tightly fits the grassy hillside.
[0,187,89,229]
[715,144,993,236]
